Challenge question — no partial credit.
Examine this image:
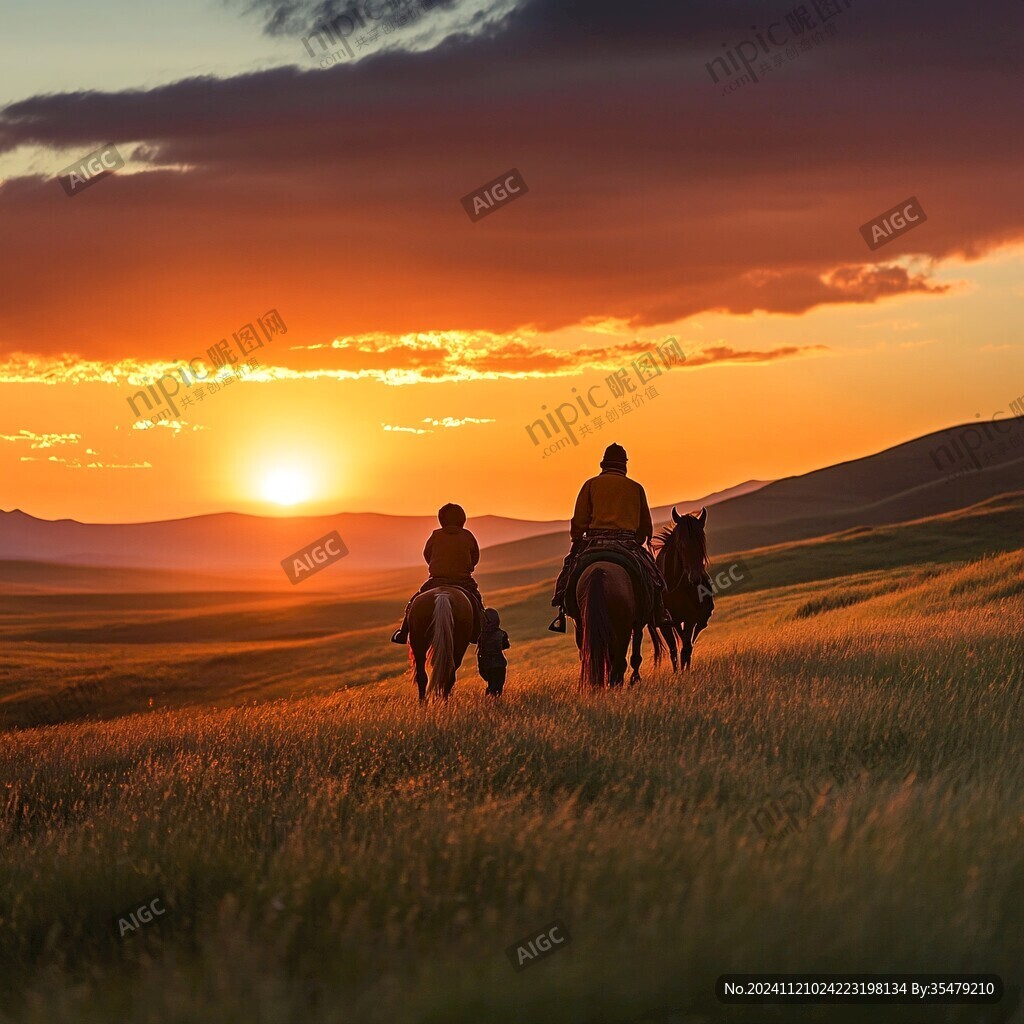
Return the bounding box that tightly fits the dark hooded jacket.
[424,504,480,579]
[477,608,510,668]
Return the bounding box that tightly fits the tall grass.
[0,551,1022,1023]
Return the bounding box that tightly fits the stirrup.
[548,613,567,634]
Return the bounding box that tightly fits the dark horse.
[573,562,662,688]
[408,587,474,700]
[650,507,714,671]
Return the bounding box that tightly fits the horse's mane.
[655,514,708,584]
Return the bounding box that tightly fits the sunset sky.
[1,0,1022,523]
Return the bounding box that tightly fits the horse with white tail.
[408,587,474,701]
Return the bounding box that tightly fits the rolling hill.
[0,481,765,580]
[484,415,1024,571]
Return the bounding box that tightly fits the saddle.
[416,578,484,642]
[564,547,652,624]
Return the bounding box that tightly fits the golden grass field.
[1,496,1022,1023]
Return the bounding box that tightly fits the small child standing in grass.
[477,608,510,696]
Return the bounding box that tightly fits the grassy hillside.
[3,493,1021,730]
[706,457,1024,556]
[483,422,1024,566]
[701,439,1024,557]
[0,501,1022,1022]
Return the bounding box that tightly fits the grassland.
[0,497,1022,1023]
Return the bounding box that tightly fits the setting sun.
[260,466,312,506]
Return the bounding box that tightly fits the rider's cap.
[438,502,467,527]
[600,443,628,471]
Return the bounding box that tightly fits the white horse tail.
[427,592,454,696]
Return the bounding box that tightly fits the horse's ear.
[698,506,707,526]
[672,507,682,523]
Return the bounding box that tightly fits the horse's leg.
[681,622,695,671]
[445,652,463,700]
[629,626,643,685]
[663,623,678,672]
[407,595,431,701]
[610,655,626,686]
[413,646,428,701]
[686,614,713,669]
[443,600,472,700]
[609,618,630,688]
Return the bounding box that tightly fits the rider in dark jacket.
[392,503,485,644]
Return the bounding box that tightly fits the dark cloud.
[0,0,1021,358]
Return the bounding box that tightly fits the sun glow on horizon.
[259,466,313,507]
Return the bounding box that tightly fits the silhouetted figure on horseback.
[550,443,670,686]
[392,503,486,646]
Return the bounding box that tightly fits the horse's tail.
[580,569,613,688]
[427,592,454,696]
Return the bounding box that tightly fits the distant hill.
[0,509,551,576]
[3,416,1019,584]
[650,480,768,523]
[701,416,1024,557]
[482,417,1024,571]
[0,481,766,580]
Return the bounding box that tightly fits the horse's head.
[662,506,709,584]
[672,505,707,528]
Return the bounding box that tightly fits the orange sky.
[1,0,1022,522]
